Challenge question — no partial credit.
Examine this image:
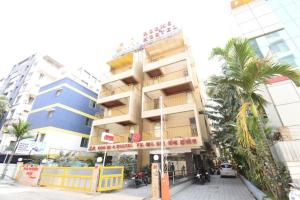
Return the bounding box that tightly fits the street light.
[96,157,103,163]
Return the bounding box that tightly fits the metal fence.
[97,166,124,192]
[39,166,94,192]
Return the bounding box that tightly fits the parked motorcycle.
[289,183,300,200]
[193,169,206,185]
[132,172,148,188]
[205,170,210,182]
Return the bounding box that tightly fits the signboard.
[16,164,43,186]
[16,140,45,155]
[112,21,180,58]
[131,133,141,143]
[101,132,114,143]
[143,21,180,45]
[88,136,200,152]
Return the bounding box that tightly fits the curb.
[239,175,271,200]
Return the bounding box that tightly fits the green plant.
[208,38,300,199]
[1,119,31,179]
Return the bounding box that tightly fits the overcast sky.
[0,0,235,81]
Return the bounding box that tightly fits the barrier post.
[161,172,170,200]
[151,163,160,199]
[91,165,100,192]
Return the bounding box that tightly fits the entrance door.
[189,118,197,136]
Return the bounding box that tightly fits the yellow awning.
[107,52,133,69]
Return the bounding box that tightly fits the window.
[269,40,289,53]
[85,118,93,127]
[28,96,34,104]
[8,141,17,149]
[38,73,44,80]
[47,110,54,118]
[80,138,89,147]
[55,88,62,96]
[153,99,160,109]
[15,96,21,104]
[89,100,96,108]
[154,122,161,137]
[39,134,46,142]
[279,55,297,67]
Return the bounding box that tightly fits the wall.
[0,163,17,179]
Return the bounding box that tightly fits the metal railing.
[144,92,193,111]
[100,85,134,97]
[144,68,189,86]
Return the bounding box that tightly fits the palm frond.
[236,103,256,148]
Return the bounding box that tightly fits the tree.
[1,119,31,179]
[210,38,300,199]
[0,95,9,119]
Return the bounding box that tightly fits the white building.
[231,0,300,184]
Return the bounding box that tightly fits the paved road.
[172,175,255,200]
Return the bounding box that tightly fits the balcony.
[98,85,135,108]
[143,68,193,95]
[93,104,137,126]
[143,92,195,120]
[143,52,187,74]
[144,32,185,62]
[103,52,140,85]
[143,125,198,141]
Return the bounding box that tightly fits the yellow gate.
[97,166,124,192]
[39,166,94,192]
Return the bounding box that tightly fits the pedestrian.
[181,165,186,176]
[170,162,175,177]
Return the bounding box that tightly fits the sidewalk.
[0,183,145,200]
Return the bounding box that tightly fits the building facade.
[231,0,300,183]
[88,27,211,171]
[25,77,101,157]
[0,54,100,156]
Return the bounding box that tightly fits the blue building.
[27,77,101,156]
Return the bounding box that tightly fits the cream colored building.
[88,29,211,171]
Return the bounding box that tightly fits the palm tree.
[210,38,300,199]
[1,119,31,179]
[0,95,9,119]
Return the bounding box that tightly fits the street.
[0,175,255,200]
[173,175,255,200]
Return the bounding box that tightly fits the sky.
[0,0,235,81]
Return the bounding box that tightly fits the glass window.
[47,110,54,118]
[39,134,46,142]
[85,118,93,127]
[154,122,161,137]
[80,138,89,147]
[269,40,289,53]
[55,89,62,96]
[89,100,96,108]
[15,96,22,104]
[38,73,44,80]
[279,55,297,67]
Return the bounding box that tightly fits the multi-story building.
[231,0,300,183]
[88,26,211,171]
[22,77,101,158]
[0,54,100,156]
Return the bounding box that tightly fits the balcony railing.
[144,68,188,86]
[100,107,129,119]
[144,92,193,111]
[100,85,134,97]
[143,125,198,141]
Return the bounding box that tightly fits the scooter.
[132,172,148,188]
[289,183,300,200]
[193,170,205,185]
[205,170,210,182]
